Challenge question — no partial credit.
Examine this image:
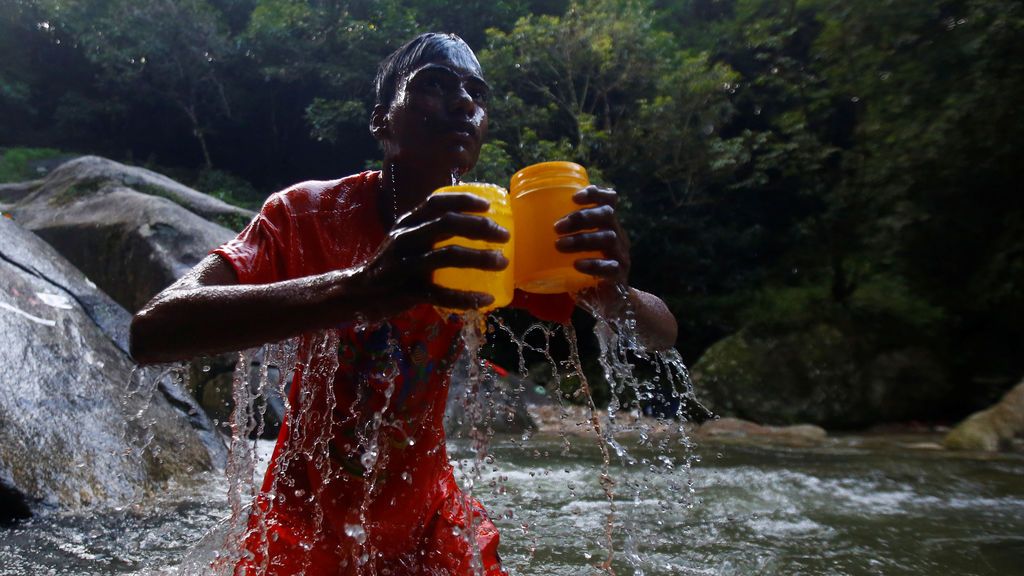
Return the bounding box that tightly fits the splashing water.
[10,308,1024,576]
[121,281,700,576]
[480,287,700,575]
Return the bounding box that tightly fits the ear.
[370,104,390,140]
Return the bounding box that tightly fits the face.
[374,43,490,176]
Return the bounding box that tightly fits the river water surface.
[2,433,1022,576]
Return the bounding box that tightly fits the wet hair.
[374,32,481,108]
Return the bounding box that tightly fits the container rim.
[511,161,587,183]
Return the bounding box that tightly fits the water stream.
[3,307,1024,575]
[3,434,1022,575]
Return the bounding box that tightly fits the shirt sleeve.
[211,193,291,285]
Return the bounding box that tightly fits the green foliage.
[0,147,65,182]
[193,168,262,211]
[32,0,235,168]
[214,212,253,232]
[2,0,1022,415]
[848,275,946,333]
[465,142,515,185]
[740,283,832,331]
[305,98,367,144]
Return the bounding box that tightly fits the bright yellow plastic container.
[510,161,600,294]
[431,183,514,311]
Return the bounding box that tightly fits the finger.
[554,204,617,234]
[394,212,509,257]
[422,245,509,271]
[401,192,491,226]
[419,212,510,243]
[428,287,496,310]
[573,258,623,279]
[555,230,620,254]
[572,185,618,207]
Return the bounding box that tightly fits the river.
[2,432,1022,576]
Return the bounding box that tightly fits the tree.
[40,0,234,169]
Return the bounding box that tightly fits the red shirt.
[214,171,519,575]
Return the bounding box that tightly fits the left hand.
[553,185,631,286]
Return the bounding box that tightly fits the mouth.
[446,122,479,141]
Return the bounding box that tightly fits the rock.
[3,155,254,311]
[944,379,1024,451]
[2,155,260,450]
[3,155,253,225]
[187,350,290,439]
[0,180,43,207]
[691,324,950,428]
[3,156,286,442]
[695,417,827,446]
[445,358,537,438]
[0,218,224,520]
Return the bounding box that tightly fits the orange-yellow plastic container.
[510,161,600,294]
[431,183,514,311]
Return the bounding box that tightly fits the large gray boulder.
[1,155,254,312]
[0,217,224,521]
[0,156,289,440]
[691,323,950,428]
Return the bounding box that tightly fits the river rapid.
[2,433,1022,576]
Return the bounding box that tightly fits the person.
[130,32,677,576]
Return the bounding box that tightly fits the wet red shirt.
[213,171,516,575]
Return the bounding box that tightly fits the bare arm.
[130,193,510,364]
[130,255,363,363]
[622,287,678,351]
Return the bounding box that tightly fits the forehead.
[406,41,482,79]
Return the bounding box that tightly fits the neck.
[381,159,461,223]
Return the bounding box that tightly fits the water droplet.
[360,449,378,469]
[344,523,367,544]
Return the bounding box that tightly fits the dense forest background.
[2,0,1022,427]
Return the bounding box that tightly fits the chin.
[443,149,480,177]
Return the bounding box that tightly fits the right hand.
[347,192,509,320]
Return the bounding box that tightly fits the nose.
[449,84,478,118]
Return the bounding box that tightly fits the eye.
[465,82,490,104]
[468,86,490,104]
[413,71,448,95]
